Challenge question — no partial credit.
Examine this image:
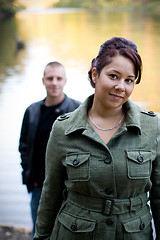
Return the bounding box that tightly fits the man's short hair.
[43,61,65,77]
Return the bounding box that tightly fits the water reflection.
[1,9,160,109]
[0,8,160,229]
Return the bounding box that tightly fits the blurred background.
[0,0,160,231]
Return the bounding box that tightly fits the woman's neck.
[89,101,124,119]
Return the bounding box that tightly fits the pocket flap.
[126,150,152,164]
[123,211,152,233]
[58,211,96,232]
[66,153,90,168]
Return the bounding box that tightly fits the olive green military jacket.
[34,95,160,240]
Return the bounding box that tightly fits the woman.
[34,37,160,240]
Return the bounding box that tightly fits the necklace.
[88,113,124,131]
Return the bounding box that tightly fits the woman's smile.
[109,93,124,100]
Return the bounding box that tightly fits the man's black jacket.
[19,95,81,192]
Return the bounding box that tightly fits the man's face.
[42,65,66,99]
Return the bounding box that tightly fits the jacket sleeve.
[19,108,30,184]
[34,120,66,240]
[150,116,160,240]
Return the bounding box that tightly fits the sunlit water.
[0,8,160,233]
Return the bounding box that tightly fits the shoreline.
[0,225,32,240]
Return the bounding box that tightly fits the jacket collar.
[65,95,93,135]
[65,95,142,135]
[123,99,142,134]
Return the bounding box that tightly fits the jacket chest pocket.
[126,150,152,179]
[66,153,90,181]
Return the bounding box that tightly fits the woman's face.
[92,55,136,111]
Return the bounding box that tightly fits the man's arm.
[19,109,30,185]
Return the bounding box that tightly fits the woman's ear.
[92,67,98,84]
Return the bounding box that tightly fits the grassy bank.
[53,0,160,14]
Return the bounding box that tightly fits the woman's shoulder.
[52,112,73,134]
[139,108,160,130]
[140,108,157,117]
[139,106,159,123]
[127,99,158,119]
[126,100,160,131]
[57,112,72,122]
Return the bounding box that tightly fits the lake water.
[0,7,160,233]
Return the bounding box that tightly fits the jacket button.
[105,188,113,195]
[104,157,112,164]
[137,155,143,163]
[60,114,67,118]
[139,222,145,230]
[106,218,114,226]
[148,111,155,116]
[73,159,79,166]
[70,223,77,231]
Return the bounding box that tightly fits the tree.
[0,0,23,18]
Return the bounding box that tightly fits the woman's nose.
[115,80,125,91]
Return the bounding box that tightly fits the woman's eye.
[109,74,118,79]
[126,79,134,83]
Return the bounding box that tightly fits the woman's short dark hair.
[88,37,142,88]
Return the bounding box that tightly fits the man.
[19,61,81,236]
